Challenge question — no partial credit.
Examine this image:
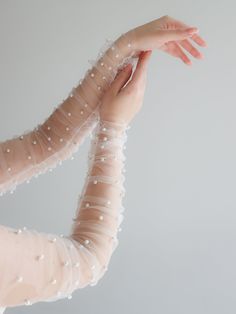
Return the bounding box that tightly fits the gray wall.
[0,1,235,313]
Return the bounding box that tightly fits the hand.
[123,15,207,65]
[99,50,152,125]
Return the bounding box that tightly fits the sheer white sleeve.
[0,31,136,196]
[0,118,129,312]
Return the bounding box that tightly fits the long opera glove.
[0,118,130,312]
[0,32,136,196]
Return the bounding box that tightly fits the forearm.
[69,118,128,286]
[0,31,135,196]
[0,119,129,308]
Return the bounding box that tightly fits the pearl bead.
[84,103,88,107]
[107,200,111,205]
[67,112,71,116]
[24,299,32,305]
[47,126,51,130]
[32,140,37,145]
[101,157,105,162]
[28,155,32,160]
[102,76,106,80]
[15,229,22,234]
[90,73,95,78]
[128,43,132,48]
[48,137,51,141]
[63,261,69,267]
[51,237,57,243]
[19,135,24,140]
[17,275,23,282]
[99,215,104,221]
[102,127,107,131]
[84,239,90,245]
[80,110,84,115]
[100,62,104,66]
[6,148,10,153]
[85,202,90,208]
[91,265,96,270]
[68,243,73,249]
[103,136,107,141]
[7,167,11,172]
[101,145,105,149]
[111,46,115,50]
[74,262,80,268]
[51,278,57,285]
[48,147,52,151]
[108,66,112,71]
[97,86,101,90]
[37,254,45,261]
[79,79,83,85]
[66,127,70,131]
[115,54,119,58]
[60,138,63,142]
[93,180,98,184]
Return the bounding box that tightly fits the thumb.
[160,27,199,41]
[110,63,133,95]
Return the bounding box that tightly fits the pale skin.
[0,15,207,188]
[96,13,208,213]
[0,17,207,308]
[120,14,207,66]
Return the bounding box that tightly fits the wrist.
[99,119,129,136]
[115,30,138,59]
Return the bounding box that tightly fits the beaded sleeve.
[0,31,136,196]
[0,119,129,311]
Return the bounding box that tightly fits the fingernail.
[186,27,199,34]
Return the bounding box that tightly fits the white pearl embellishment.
[24,299,32,305]
[17,276,23,282]
[37,254,45,261]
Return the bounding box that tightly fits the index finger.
[126,50,152,89]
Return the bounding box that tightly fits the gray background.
[0,1,235,313]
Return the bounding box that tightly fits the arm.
[0,119,129,309]
[0,15,207,197]
[0,47,152,311]
[0,32,135,196]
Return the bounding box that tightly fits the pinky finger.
[165,41,192,65]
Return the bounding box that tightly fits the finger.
[177,39,204,59]
[158,27,199,42]
[126,50,152,88]
[189,33,208,47]
[164,16,208,47]
[110,63,133,95]
[165,41,192,65]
